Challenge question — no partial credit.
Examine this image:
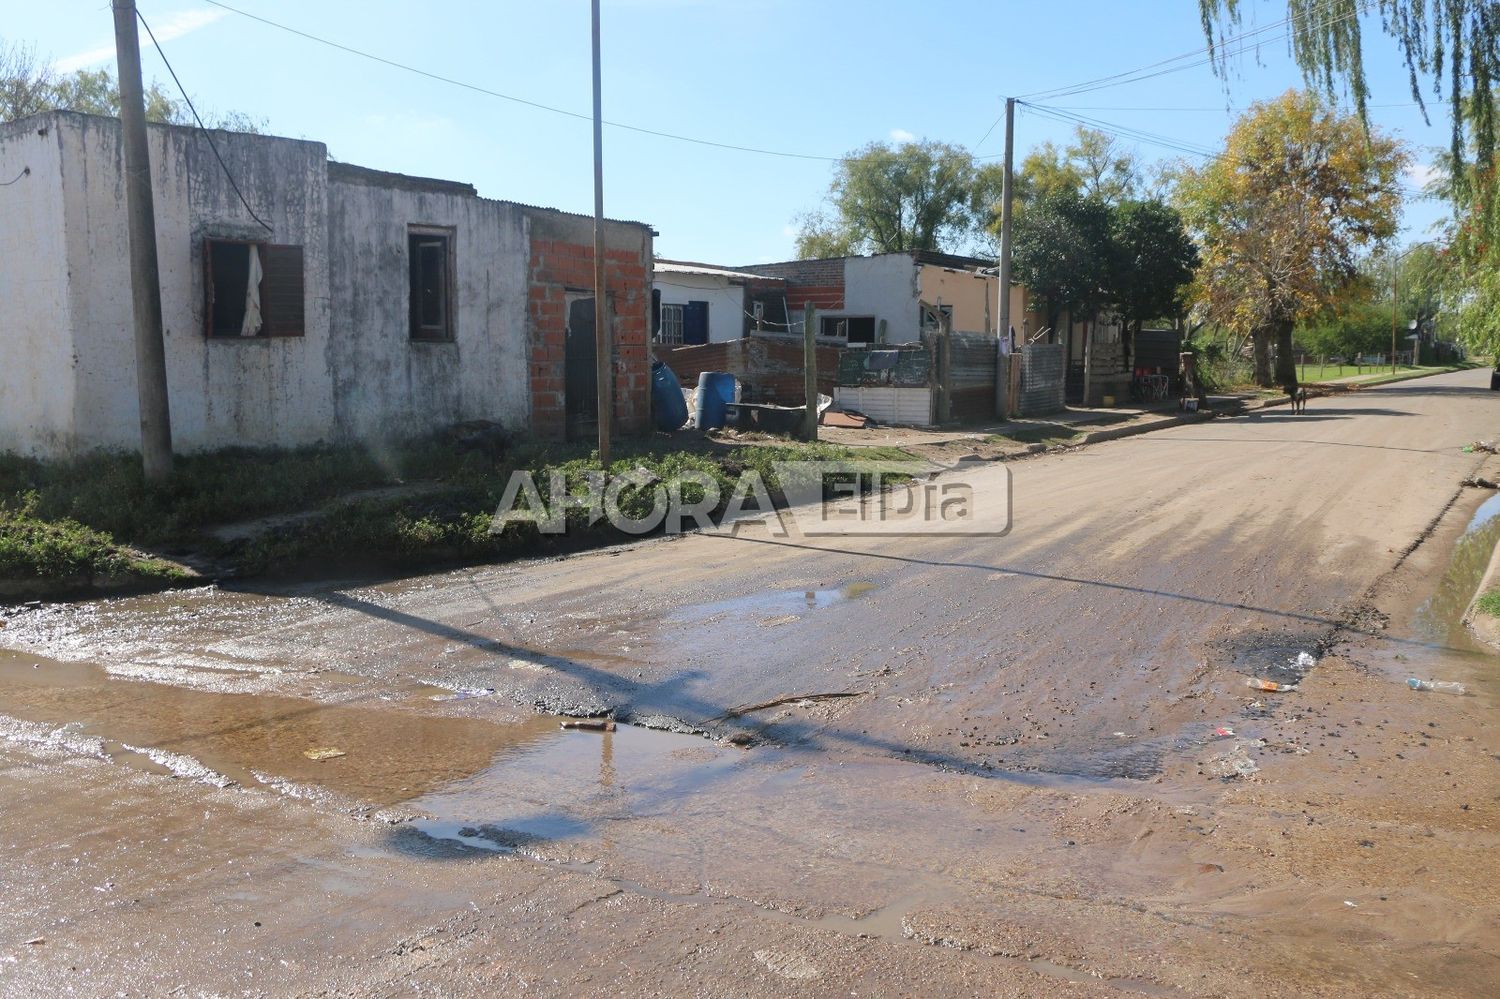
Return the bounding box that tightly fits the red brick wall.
[660,334,840,405]
[737,259,846,312]
[526,226,652,440]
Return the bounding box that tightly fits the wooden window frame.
[202,237,305,339]
[408,224,457,343]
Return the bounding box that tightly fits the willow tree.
[1176,91,1407,387]
[1198,1,1496,177]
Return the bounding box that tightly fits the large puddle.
[1411,491,1500,658]
[0,654,566,805]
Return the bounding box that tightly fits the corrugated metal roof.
[654,260,780,281]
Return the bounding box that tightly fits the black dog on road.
[1284,383,1307,414]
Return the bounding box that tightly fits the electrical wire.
[1021,0,1367,103]
[0,166,30,186]
[138,10,273,232]
[200,0,842,163]
[1019,102,1216,159]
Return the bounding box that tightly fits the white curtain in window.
[241,244,263,336]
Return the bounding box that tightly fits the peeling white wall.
[326,176,530,441]
[1,111,534,459]
[0,119,76,457]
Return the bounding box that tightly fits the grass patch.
[0,500,188,586]
[1475,588,1500,619]
[0,434,916,587]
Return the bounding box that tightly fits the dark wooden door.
[565,298,598,441]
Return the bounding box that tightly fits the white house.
[651,260,785,345]
[0,110,655,459]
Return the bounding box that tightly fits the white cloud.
[889,128,915,143]
[1405,161,1443,190]
[54,8,227,73]
[781,224,797,237]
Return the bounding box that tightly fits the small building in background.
[0,110,654,459]
[650,261,786,345]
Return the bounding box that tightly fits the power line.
[1021,0,1366,102]
[138,9,273,232]
[200,0,843,163]
[1019,102,1216,160]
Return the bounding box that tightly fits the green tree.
[1175,91,1407,387]
[795,139,977,257]
[1011,189,1115,336]
[1198,1,1495,176]
[1111,199,1200,349]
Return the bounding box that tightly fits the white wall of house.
[0,117,77,457]
[840,254,921,343]
[0,111,537,458]
[652,270,744,344]
[326,169,531,441]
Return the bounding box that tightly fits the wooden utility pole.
[801,301,818,441]
[1390,254,1399,375]
[590,0,611,466]
[112,0,173,481]
[994,96,1016,419]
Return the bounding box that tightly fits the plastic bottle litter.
[1246,678,1298,692]
[1406,678,1466,695]
[1293,651,1316,670]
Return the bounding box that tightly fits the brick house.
[0,110,653,458]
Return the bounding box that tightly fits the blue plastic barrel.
[694,371,737,430]
[651,360,690,431]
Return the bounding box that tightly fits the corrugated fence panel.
[1019,343,1065,415]
[947,331,998,423]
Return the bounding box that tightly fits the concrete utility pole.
[590,0,611,467]
[801,301,818,441]
[112,0,173,481]
[994,96,1016,419]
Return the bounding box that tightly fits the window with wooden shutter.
[202,238,304,339]
[261,244,305,338]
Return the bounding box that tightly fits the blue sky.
[12,1,1451,262]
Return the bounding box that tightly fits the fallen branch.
[719,691,863,720]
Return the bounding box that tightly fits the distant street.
[2,368,1497,996]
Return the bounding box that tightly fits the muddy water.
[0,654,562,805]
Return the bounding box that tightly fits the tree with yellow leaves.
[1176,91,1407,387]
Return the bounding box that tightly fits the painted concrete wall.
[918,264,996,334]
[0,117,76,457]
[2,111,651,457]
[652,271,745,344]
[51,112,334,454]
[327,171,530,442]
[840,254,920,343]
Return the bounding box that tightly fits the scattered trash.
[1470,440,1498,454]
[1197,863,1225,874]
[1343,900,1358,908]
[1112,731,1128,738]
[1463,476,1499,489]
[1407,678,1466,695]
[1212,727,1236,738]
[1292,651,1316,671]
[1207,745,1261,779]
[24,937,44,946]
[430,687,495,702]
[302,747,347,761]
[560,719,616,732]
[1246,678,1298,692]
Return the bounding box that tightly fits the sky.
[8,0,1455,263]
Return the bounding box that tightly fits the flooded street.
[2,369,1499,995]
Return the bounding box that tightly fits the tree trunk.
[1251,327,1273,387]
[1272,319,1297,388]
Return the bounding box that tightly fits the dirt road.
[1,369,1497,995]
